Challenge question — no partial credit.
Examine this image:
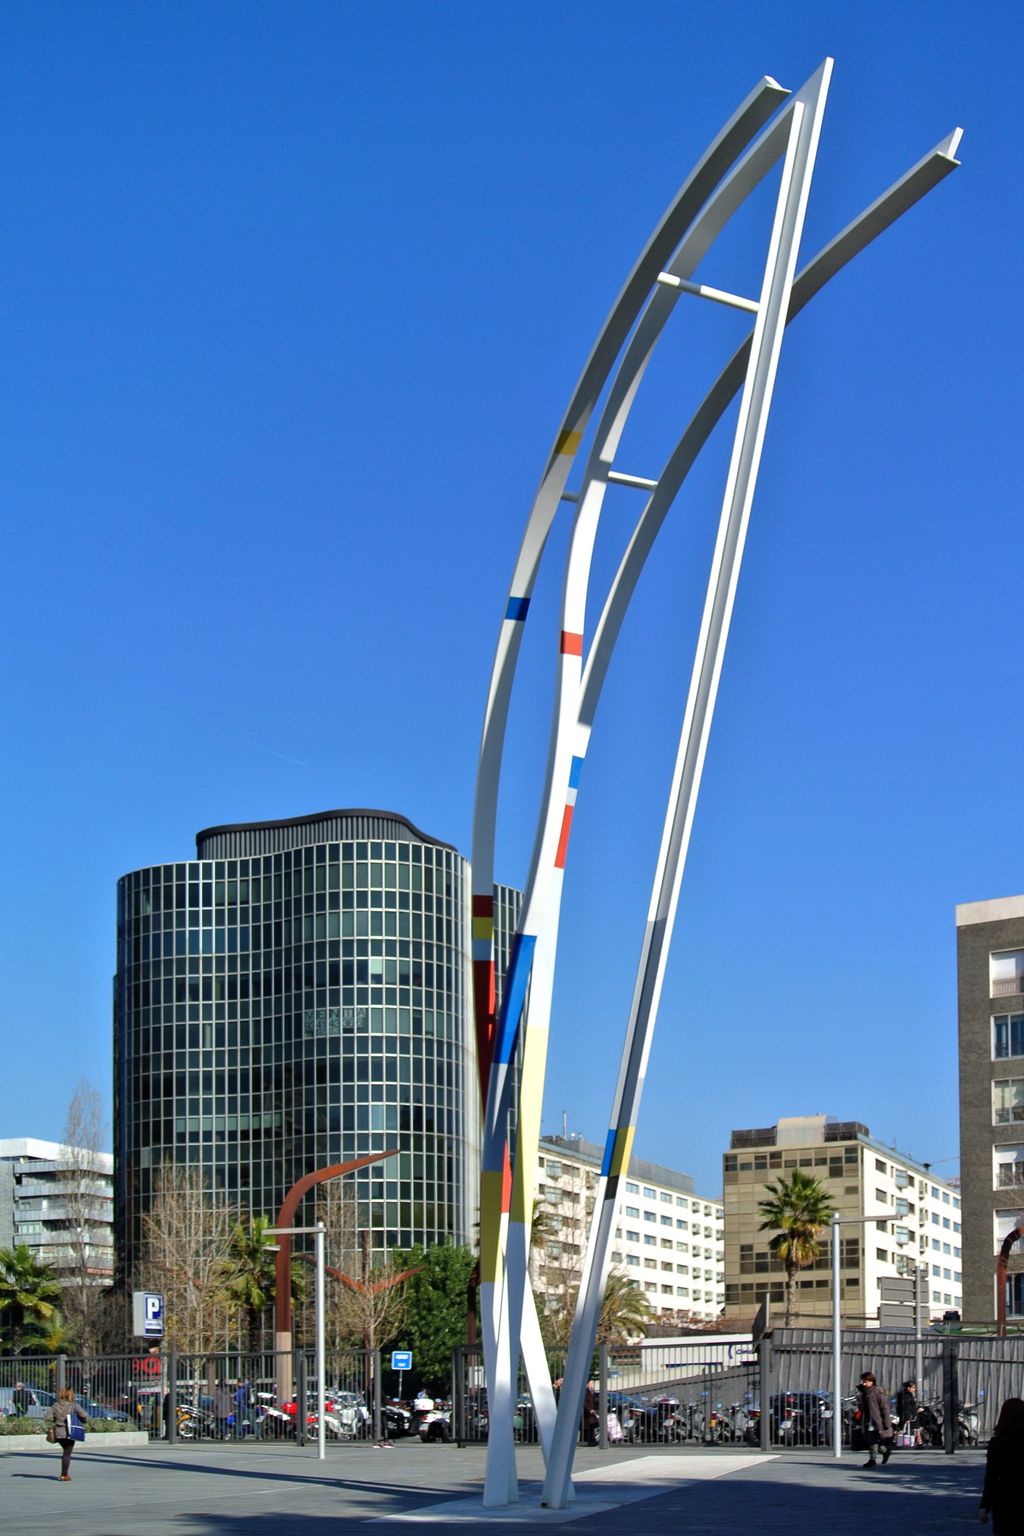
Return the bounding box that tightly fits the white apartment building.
[535,1134,725,1324]
[723,1115,961,1325]
[0,1138,114,1281]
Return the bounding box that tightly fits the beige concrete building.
[722,1115,960,1326]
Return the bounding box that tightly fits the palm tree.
[22,1307,71,1355]
[0,1245,62,1355]
[758,1170,835,1325]
[596,1272,652,1345]
[219,1217,278,1352]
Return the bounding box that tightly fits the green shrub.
[0,1417,43,1436]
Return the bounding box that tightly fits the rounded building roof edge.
[194,809,459,856]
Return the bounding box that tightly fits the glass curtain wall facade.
[115,810,520,1280]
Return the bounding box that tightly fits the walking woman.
[44,1387,88,1481]
[980,1397,1024,1529]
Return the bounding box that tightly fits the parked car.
[0,1385,51,1419]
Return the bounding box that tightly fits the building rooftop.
[0,1138,113,1172]
[541,1133,697,1196]
[956,894,1024,927]
[727,1116,956,1184]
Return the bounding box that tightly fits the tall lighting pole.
[268,1222,327,1461]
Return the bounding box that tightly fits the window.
[626,1229,639,1242]
[644,1211,656,1223]
[676,1196,688,1208]
[995,1147,1024,1190]
[994,1211,1024,1253]
[991,949,1024,997]
[644,1234,657,1246]
[643,1186,656,1199]
[661,1215,672,1227]
[626,1181,639,1195]
[677,1219,688,1230]
[661,1192,673,1203]
[625,1205,639,1217]
[626,1254,639,1266]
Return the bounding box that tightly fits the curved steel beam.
[470,74,789,1089]
[542,121,962,1511]
[273,1150,398,1339]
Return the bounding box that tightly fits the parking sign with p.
[132,1290,165,1339]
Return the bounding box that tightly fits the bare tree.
[309,1182,411,1355]
[58,1079,112,1354]
[139,1165,236,1352]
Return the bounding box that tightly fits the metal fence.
[764,1327,1024,1448]
[451,1337,759,1448]
[0,1348,382,1444]
[5,1329,1022,1453]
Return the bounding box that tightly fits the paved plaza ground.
[0,1438,988,1535]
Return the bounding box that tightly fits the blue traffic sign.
[391,1350,412,1371]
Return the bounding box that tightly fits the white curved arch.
[475,54,961,1503]
[472,74,789,1508]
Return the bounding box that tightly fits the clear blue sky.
[1,1,1017,1199]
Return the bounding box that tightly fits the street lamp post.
[268,1223,327,1461]
[830,1210,893,1460]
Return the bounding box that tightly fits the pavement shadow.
[5,1447,464,1499]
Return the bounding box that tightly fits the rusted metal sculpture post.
[273,1149,398,1400]
[996,1224,1023,1337]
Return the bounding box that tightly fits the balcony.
[992,978,1024,998]
[997,1164,1024,1189]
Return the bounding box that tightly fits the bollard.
[297,1355,308,1448]
[758,1335,773,1453]
[373,1349,382,1444]
[598,1344,608,1450]
[167,1351,178,1445]
[942,1338,959,1456]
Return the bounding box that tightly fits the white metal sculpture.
[470,59,961,1509]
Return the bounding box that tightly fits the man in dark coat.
[857,1371,893,1468]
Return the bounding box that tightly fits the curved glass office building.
[114,810,518,1277]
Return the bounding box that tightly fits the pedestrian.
[12,1380,32,1417]
[856,1371,893,1468]
[980,1396,1024,1530]
[43,1387,88,1482]
[894,1379,921,1446]
[583,1380,600,1446]
[235,1378,257,1439]
[213,1381,235,1439]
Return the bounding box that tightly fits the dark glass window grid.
[116,840,512,1278]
